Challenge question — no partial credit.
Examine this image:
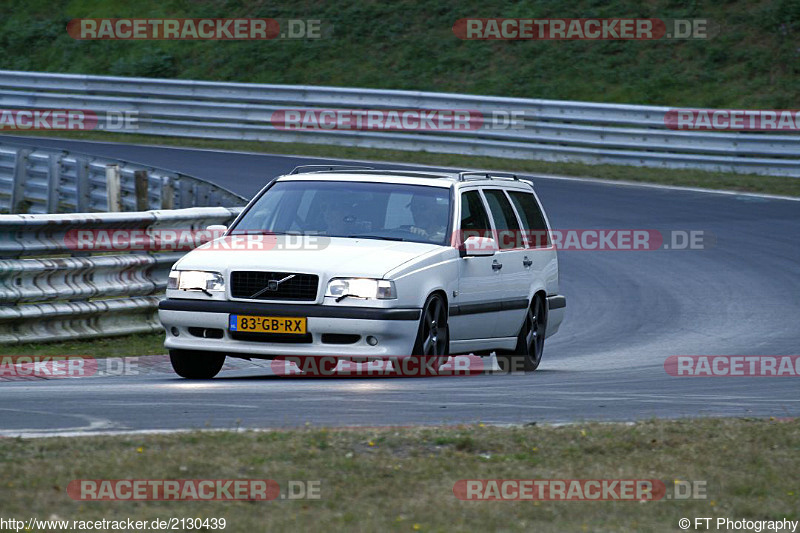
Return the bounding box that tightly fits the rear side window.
[459,191,492,243]
[483,189,524,249]
[508,191,551,248]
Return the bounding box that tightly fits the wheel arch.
[427,288,449,312]
[518,288,548,331]
[531,289,547,309]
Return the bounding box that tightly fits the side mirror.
[206,224,227,233]
[460,236,497,257]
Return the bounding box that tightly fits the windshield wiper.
[345,234,406,241]
[230,230,292,235]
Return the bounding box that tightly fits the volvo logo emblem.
[250,274,295,299]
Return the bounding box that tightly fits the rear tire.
[497,295,547,373]
[169,349,226,379]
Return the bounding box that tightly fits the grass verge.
[1,0,797,109]
[0,331,166,358]
[0,418,797,531]
[8,130,800,198]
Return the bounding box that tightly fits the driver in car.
[320,195,357,236]
[408,195,448,241]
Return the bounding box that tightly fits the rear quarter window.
[508,191,551,248]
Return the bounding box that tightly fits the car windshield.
[231,180,452,245]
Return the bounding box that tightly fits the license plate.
[229,315,307,334]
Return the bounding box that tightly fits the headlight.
[168,270,225,292]
[325,278,396,300]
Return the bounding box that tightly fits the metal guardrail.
[0,207,242,343]
[0,70,798,177]
[0,140,246,214]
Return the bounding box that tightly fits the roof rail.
[289,165,374,174]
[340,169,455,180]
[457,171,519,182]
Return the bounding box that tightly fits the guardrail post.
[9,148,31,214]
[161,177,174,209]
[47,153,62,213]
[197,182,210,206]
[75,157,90,212]
[177,178,192,209]
[105,164,122,212]
[134,170,149,211]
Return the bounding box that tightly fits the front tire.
[169,349,226,379]
[411,293,449,372]
[497,295,547,373]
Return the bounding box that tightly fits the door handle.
[523,256,533,267]
[492,260,503,271]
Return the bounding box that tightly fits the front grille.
[230,271,319,301]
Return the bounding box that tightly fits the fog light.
[170,327,179,336]
[366,336,378,346]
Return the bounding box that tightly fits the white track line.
[0,420,641,439]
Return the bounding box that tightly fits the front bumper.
[158,298,421,358]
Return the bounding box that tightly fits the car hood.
[174,235,442,278]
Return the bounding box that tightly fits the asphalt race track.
[1,135,798,437]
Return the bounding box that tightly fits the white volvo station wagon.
[158,167,565,378]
